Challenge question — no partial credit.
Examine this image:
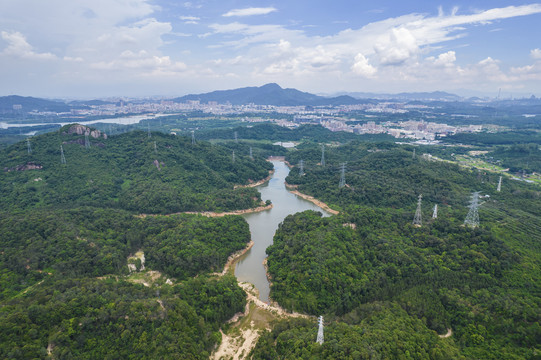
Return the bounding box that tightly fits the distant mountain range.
[331,90,462,101]
[0,95,73,113]
[172,83,372,106]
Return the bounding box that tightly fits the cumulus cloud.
[1,31,56,60]
[531,48,541,60]
[223,7,277,17]
[351,53,377,77]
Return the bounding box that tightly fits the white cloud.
[531,48,541,60]
[180,15,200,24]
[223,7,277,17]
[1,31,56,60]
[351,53,377,77]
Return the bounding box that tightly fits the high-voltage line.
[316,316,324,345]
[339,162,346,188]
[412,194,422,226]
[464,191,480,228]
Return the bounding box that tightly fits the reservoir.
[235,160,331,302]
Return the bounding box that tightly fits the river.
[235,161,331,303]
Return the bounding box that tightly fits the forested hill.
[0,124,273,214]
[250,141,541,359]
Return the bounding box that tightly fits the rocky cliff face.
[65,124,107,139]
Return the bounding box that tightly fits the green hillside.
[0,124,273,214]
[251,142,541,359]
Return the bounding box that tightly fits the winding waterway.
[235,161,331,302]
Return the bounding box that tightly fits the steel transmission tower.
[497,176,502,192]
[320,144,325,166]
[299,159,305,176]
[249,147,253,160]
[234,131,238,143]
[412,148,416,159]
[27,138,32,155]
[316,316,324,345]
[191,131,195,145]
[147,123,151,138]
[464,192,480,228]
[154,141,157,154]
[232,150,235,163]
[339,163,346,188]
[60,145,66,164]
[84,131,90,149]
[412,194,422,226]
[432,204,438,219]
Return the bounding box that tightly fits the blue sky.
[1,0,540,98]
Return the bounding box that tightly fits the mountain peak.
[260,83,282,90]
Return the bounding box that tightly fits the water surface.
[235,161,331,302]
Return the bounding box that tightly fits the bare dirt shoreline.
[285,186,340,215]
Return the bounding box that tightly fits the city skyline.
[1,1,541,98]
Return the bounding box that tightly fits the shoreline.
[216,240,254,276]
[234,170,274,189]
[285,184,339,215]
[138,203,273,218]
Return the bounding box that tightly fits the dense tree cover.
[0,275,245,359]
[286,142,491,211]
[258,142,541,358]
[484,143,541,173]
[198,123,362,143]
[443,130,541,146]
[251,304,461,360]
[0,208,250,300]
[0,124,273,214]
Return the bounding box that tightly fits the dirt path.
[439,328,453,338]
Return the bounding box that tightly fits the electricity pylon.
[27,138,32,154]
[232,150,235,163]
[191,130,195,145]
[497,176,502,192]
[249,147,253,160]
[464,192,480,228]
[299,159,305,176]
[147,123,151,138]
[60,145,66,164]
[432,204,438,219]
[339,163,346,188]
[234,131,238,143]
[412,194,422,226]
[84,131,90,149]
[320,144,325,166]
[316,316,324,345]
